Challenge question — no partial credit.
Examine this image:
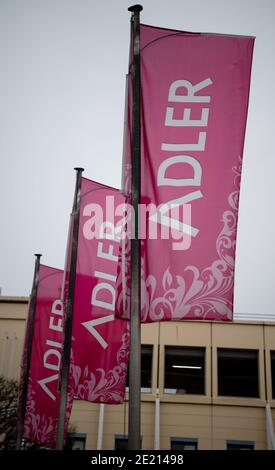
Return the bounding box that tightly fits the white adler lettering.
[37,299,64,401]
[82,219,119,349]
[154,78,213,241]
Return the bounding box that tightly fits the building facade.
[1,296,275,450]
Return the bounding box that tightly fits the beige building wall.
[0,297,28,381]
[1,296,275,450]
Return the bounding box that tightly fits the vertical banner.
[69,178,130,403]
[22,265,73,445]
[118,24,254,322]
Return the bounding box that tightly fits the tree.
[0,375,18,449]
[0,376,77,450]
[1,376,53,450]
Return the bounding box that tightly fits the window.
[115,435,128,450]
[218,348,259,398]
[271,351,275,399]
[127,345,153,390]
[227,440,254,450]
[114,435,142,450]
[164,346,205,394]
[66,433,86,450]
[171,437,198,450]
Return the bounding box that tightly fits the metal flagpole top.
[34,253,42,258]
[74,167,85,173]
[128,5,143,13]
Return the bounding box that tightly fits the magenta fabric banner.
[118,24,254,323]
[22,264,73,445]
[69,178,130,404]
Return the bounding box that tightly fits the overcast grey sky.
[0,0,274,316]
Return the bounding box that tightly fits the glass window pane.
[127,345,153,389]
[114,435,142,450]
[115,436,128,450]
[218,348,259,398]
[227,440,254,450]
[141,345,153,388]
[66,433,86,450]
[171,438,198,450]
[165,346,205,394]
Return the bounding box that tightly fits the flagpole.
[56,167,84,450]
[16,253,42,450]
[128,4,143,450]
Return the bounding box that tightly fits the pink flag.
[22,264,73,445]
[117,24,254,322]
[69,178,130,404]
